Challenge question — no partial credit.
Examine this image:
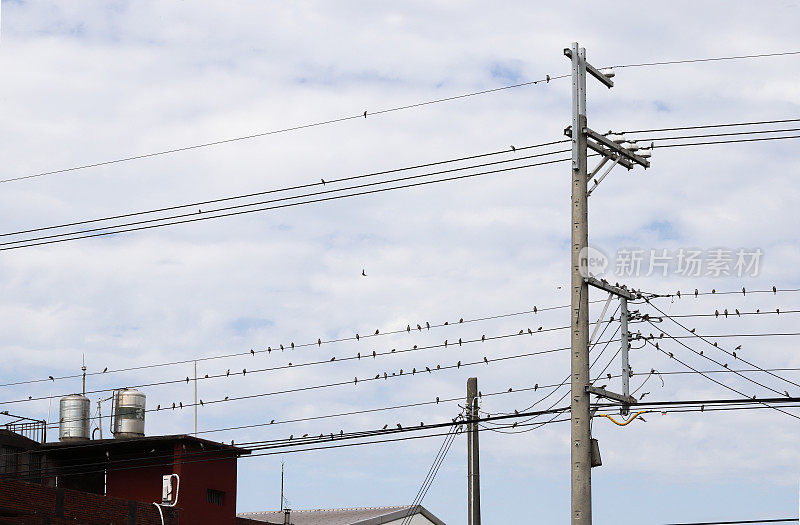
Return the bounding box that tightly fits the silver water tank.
[59,394,91,442]
[112,388,146,438]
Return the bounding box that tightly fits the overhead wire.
[4,322,573,408]
[644,299,800,390]
[0,76,570,184]
[0,140,570,239]
[0,298,588,389]
[0,156,572,251]
[641,338,800,421]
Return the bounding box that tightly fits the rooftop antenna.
[81,354,87,396]
[280,460,285,511]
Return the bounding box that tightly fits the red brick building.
[0,431,248,525]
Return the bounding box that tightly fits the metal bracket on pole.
[620,297,631,415]
[584,128,650,168]
[587,156,610,182]
[586,156,622,197]
[564,48,614,88]
[585,385,637,405]
[584,276,636,300]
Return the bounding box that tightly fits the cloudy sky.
[1,1,800,523]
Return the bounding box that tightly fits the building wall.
[173,442,238,525]
[106,447,174,503]
[0,477,178,525]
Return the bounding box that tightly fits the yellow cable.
[597,411,647,426]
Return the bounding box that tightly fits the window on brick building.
[2,446,20,476]
[207,488,225,506]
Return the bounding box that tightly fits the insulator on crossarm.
[600,68,615,78]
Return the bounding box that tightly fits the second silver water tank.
[113,388,146,438]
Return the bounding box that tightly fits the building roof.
[237,506,445,525]
[41,433,250,456]
[0,429,42,450]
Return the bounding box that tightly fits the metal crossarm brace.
[564,48,614,88]
[584,276,636,300]
[584,128,650,168]
[585,385,637,405]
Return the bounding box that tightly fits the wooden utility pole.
[467,377,481,525]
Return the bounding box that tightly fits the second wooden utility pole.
[467,377,481,525]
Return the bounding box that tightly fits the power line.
[0,140,569,239]
[45,340,608,428]
[645,299,800,390]
[642,338,800,421]
[653,134,800,149]
[609,50,800,69]
[0,299,584,389]
[0,148,570,248]
[620,117,800,135]
[632,126,800,143]
[0,156,572,251]
[4,323,572,408]
[7,47,800,185]
[1,76,569,184]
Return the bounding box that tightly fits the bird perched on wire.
[362,269,367,277]
[363,111,367,118]
[483,356,488,364]
[510,145,516,152]
[103,367,108,373]
[773,286,777,294]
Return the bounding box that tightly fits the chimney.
[283,508,291,525]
